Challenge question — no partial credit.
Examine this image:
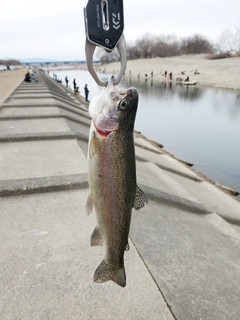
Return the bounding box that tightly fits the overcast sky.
[0,0,239,61]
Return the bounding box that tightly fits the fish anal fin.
[133,185,148,211]
[86,194,93,215]
[91,226,103,246]
[93,260,126,287]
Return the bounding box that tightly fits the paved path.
[0,72,240,320]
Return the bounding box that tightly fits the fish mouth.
[119,89,128,95]
[94,124,117,136]
[119,88,138,100]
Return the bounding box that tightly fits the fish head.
[116,86,138,132]
[89,76,138,135]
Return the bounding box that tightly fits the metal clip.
[85,35,126,86]
[84,0,127,86]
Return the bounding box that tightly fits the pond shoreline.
[100,54,240,91]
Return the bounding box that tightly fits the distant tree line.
[0,59,21,66]
[96,23,240,62]
[96,34,215,62]
[127,34,215,59]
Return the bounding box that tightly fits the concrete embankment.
[0,71,240,320]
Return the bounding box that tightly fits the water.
[55,69,240,194]
[49,69,103,98]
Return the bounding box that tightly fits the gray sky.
[0,0,239,61]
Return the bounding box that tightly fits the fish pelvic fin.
[90,226,103,246]
[93,260,126,287]
[133,185,148,211]
[85,194,93,215]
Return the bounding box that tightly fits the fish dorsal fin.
[133,185,148,211]
[91,226,103,246]
[85,194,93,215]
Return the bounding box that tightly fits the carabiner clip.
[85,35,127,86]
[84,0,127,86]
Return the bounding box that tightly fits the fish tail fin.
[93,260,126,287]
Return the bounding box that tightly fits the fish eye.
[120,99,127,109]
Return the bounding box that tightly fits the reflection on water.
[176,86,204,101]
[56,70,240,194]
[124,77,204,101]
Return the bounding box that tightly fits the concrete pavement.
[0,71,240,320]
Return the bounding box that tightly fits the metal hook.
[85,35,127,87]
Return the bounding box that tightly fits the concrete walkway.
[0,71,240,320]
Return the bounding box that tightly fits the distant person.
[164,70,167,77]
[176,74,183,81]
[74,86,80,95]
[169,72,172,80]
[65,76,69,88]
[84,84,89,102]
[73,79,77,90]
[24,71,31,82]
[185,76,189,82]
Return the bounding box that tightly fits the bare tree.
[127,34,180,59]
[127,41,141,60]
[135,33,155,59]
[153,35,181,57]
[217,23,240,56]
[180,34,214,54]
[0,59,21,65]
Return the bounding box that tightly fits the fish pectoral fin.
[93,260,126,287]
[89,132,98,159]
[133,185,148,211]
[85,194,93,215]
[90,226,103,246]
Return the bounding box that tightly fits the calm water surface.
[55,70,240,195]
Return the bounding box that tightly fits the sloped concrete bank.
[0,71,240,320]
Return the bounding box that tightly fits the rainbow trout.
[86,76,147,287]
